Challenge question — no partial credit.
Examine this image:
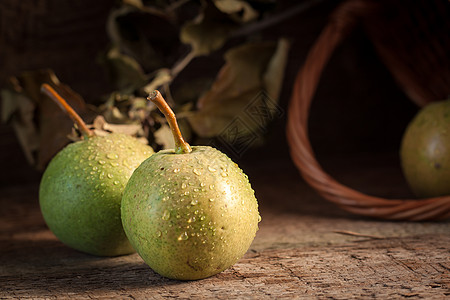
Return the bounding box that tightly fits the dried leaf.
[154,124,175,149]
[103,47,147,92]
[122,0,143,9]
[180,3,237,56]
[128,97,152,121]
[171,78,214,105]
[101,93,130,123]
[96,115,145,137]
[39,82,93,170]
[107,4,179,71]
[213,0,259,23]
[187,39,290,139]
[263,38,290,102]
[101,92,155,125]
[1,89,39,165]
[1,69,93,170]
[153,117,192,150]
[68,115,147,144]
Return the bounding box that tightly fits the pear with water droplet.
[121,91,260,280]
[39,84,154,256]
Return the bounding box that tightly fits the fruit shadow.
[246,155,414,221]
[0,238,183,294]
[249,164,356,220]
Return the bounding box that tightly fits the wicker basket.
[287,0,450,221]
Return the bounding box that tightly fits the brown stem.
[41,83,94,139]
[147,90,192,154]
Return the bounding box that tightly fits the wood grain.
[1,156,449,299]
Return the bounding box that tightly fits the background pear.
[400,99,450,197]
[121,90,260,280]
[39,84,154,256]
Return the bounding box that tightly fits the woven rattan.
[287,0,450,220]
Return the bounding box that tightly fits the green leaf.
[180,2,237,56]
[187,38,290,139]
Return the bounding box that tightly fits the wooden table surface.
[1,154,449,299]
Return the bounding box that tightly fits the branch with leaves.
[1,0,323,169]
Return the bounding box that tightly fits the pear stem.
[148,90,192,154]
[41,83,94,139]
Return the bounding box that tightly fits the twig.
[232,0,326,38]
[333,230,385,240]
[171,51,196,78]
[165,0,191,13]
[143,0,326,95]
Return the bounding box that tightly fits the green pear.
[39,84,154,256]
[121,91,260,280]
[400,99,450,197]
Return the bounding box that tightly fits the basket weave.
[287,0,450,221]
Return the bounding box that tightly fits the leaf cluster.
[2,0,292,169]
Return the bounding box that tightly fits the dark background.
[0,0,420,189]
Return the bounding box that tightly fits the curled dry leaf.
[67,115,148,144]
[92,115,145,137]
[187,38,290,140]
